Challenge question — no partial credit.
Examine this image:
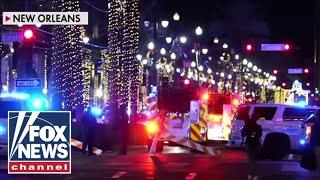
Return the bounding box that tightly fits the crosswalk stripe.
[112,171,127,178]
[185,172,197,180]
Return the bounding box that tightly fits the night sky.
[1,0,317,74]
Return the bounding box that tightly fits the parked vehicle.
[229,103,318,158]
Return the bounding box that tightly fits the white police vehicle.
[228,103,318,152]
[0,93,48,155]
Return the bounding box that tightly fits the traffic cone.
[149,133,158,155]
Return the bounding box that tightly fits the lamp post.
[195,26,203,86]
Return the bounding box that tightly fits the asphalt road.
[0,146,320,180]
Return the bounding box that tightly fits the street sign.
[16,78,41,88]
[288,68,303,74]
[261,44,287,51]
[1,32,23,43]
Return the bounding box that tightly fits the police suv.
[229,103,318,154]
[0,93,48,155]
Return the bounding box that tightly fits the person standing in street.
[241,113,262,180]
[81,107,97,156]
[303,110,320,171]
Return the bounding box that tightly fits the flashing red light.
[306,82,311,87]
[145,121,159,134]
[273,70,278,74]
[246,44,252,51]
[282,82,286,87]
[24,29,33,39]
[201,92,210,101]
[304,68,309,74]
[232,99,240,106]
[184,79,190,85]
[284,44,290,50]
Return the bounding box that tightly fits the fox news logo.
[8,111,71,174]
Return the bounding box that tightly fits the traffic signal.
[282,82,286,87]
[273,70,278,74]
[284,44,290,51]
[304,68,309,74]
[23,29,34,40]
[246,44,253,51]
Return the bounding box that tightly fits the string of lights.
[51,0,84,109]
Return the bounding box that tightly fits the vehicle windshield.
[0,101,22,118]
[282,108,317,121]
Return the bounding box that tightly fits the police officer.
[241,113,262,180]
[81,107,97,156]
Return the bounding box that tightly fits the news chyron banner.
[3,12,88,25]
[8,111,71,174]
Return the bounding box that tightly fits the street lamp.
[170,52,176,60]
[82,36,89,44]
[213,37,219,44]
[179,36,187,44]
[195,26,203,36]
[160,48,166,55]
[161,20,169,28]
[243,59,248,65]
[207,68,212,74]
[191,61,196,67]
[253,65,258,71]
[142,59,148,65]
[201,48,208,54]
[220,72,225,77]
[165,37,172,44]
[198,65,204,71]
[235,54,239,60]
[222,43,228,49]
[147,42,155,50]
[228,74,232,79]
[173,12,180,21]
[136,54,142,60]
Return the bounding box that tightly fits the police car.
[229,103,319,152]
[0,93,48,155]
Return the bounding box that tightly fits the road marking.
[185,172,197,180]
[112,171,127,178]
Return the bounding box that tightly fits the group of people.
[241,110,320,180]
